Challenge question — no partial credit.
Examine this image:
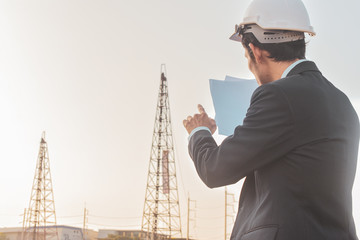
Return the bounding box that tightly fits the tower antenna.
[142,65,182,239]
[23,132,59,240]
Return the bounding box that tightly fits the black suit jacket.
[188,61,359,240]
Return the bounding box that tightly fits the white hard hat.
[230,0,315,43]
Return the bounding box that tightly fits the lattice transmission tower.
[142,65,182,240]
[23,132,59,240]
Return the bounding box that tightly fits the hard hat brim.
[239,21,316,36]
[229,32,243,42]
[229,23,316,43]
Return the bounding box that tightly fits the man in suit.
[183,0,359,239]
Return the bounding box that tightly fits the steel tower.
[23,132,59,240]
[142,65,182,240]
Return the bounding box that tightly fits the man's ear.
[249,43,263,63]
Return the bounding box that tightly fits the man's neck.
[270,59,300,82]
[258,59,300,85]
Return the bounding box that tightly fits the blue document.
[209,76,258,136]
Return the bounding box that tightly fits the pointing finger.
[198,104,205,114]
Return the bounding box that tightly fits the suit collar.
[286,61,320,77]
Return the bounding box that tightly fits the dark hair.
[241,32,306,62]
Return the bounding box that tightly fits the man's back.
[232,61,359,239]
[188,61,359,239]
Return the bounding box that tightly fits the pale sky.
[0,1,359,240]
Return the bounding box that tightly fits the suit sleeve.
[188,84,295,188]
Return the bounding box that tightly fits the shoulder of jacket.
[252,82,288,101]
[251,82,294,117]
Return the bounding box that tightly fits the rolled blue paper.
[209,76,258,136]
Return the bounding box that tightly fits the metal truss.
[142,65,182,240]
[23,132,59,240]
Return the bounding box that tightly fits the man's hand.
[183,104,217,134]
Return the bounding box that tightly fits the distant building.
[97,229,191,240]
[0,227,22,240]
[98,229,146,240]
[0,227,191,240]
[0,226,97,240]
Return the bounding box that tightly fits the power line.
[0,214,21,217]
[195,225,224,231]
[88,215,141,220]
[56,222,83,226]
[194,215,224,220]
[195,205,224,210]
[87,223,141,228]
[57,215,83,219]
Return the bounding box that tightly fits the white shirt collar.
[281,59,309,78]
